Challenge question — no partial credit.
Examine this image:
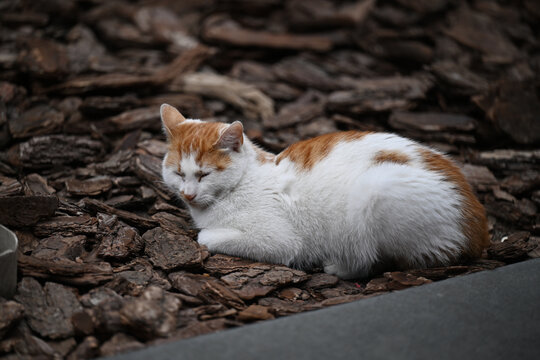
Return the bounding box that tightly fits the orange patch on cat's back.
[373,150,410,165]
[419,148,490,258]
[168,122,232,170]
[276,131,371,170]
[255,146,276,164]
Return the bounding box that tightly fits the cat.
[160,104,490,279]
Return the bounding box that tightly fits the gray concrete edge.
[106,258,540,360]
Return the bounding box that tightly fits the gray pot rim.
[0,224,18,299]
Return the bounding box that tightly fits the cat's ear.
[215,121,244,152]
[160,104,186,138]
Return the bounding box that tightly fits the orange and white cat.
[160,104,489,279]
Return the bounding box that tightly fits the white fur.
[162,129,468,279]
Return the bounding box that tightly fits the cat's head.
[160,104,248,208]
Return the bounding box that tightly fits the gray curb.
[107,258,540,360]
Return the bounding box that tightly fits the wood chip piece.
[444,5,520,64]
[389,111,476,132]
[0,195,58,227]
[107,106,161,133]
[66,176,112,196]
[34,214,98,237]
[44,45,213,94]
[99,333,144,357]
[96,214,143,260]
[31,235,87,261]
[9,105,64,139]
[177,72,275,121]
[18,254,113,286]
[304,273,339,289]
[328,76,432,113]
[119,286,181,340]
[143,228,207,271]
[202,15,332,52]
[237,305,274,322]
[488,232,535,263]
[7,135,103,169]
[0,299,24,339]
[220,265,309,300]
[460,164,497,190]
[82,198,158,230]
[14,278,82,339]
[168,271,245,309]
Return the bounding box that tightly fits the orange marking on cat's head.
[164,149,180,168]
[169,122,232,170]
[276,131,371,170]
[161,104,243,170]
[419,148,490,258]
[373,150,410,165]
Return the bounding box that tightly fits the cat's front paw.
[197,228,243,252]
[197,230,221,251]
[323,263,360,280]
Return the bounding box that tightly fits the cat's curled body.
[160,104,490,279]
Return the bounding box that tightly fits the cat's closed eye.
[175,170,185,179]
[196,171,210,182]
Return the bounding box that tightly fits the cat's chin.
[186,199,213,210]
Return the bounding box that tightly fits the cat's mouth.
[186,197,209,209]
[185,197,198,206]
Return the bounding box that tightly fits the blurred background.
[0,0,539,358]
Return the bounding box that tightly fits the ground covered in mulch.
[0,0,539,358]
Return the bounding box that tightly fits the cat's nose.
[183,193,196,201]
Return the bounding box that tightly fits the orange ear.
[160,104,186,138]
[215,121,244,152]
